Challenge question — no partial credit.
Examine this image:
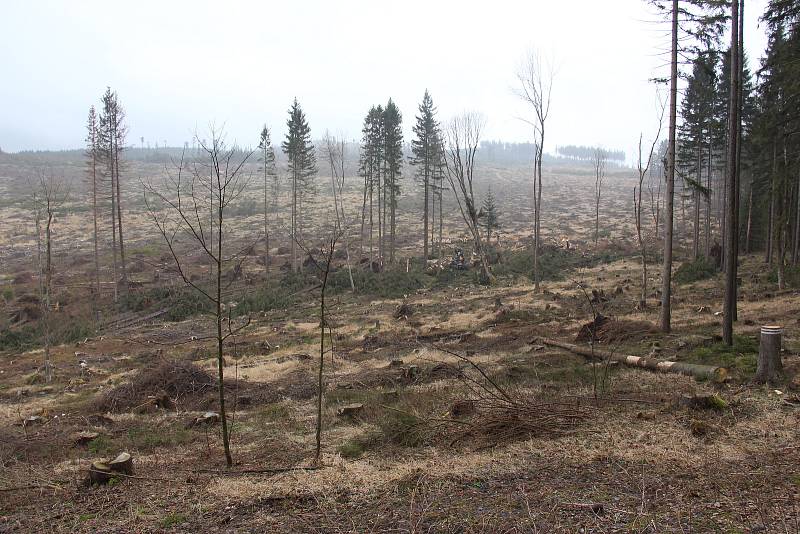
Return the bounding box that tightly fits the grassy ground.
[0,251,798,533]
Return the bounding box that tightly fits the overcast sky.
[1,0,769,159]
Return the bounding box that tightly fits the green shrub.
[87,435,113,455]
[121,286,211,321]
[687,335,758,377]
[674,257,717,285]
[160,513,187,529]
[0,325,39,351]
[767,265,800,288]
[233,285,294,316]
[338,439,365,459]
[330,268,427,298]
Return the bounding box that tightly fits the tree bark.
[538,338,728,382]
[723,0,740,345]
[754,325,783,383]
[659,0,679,334]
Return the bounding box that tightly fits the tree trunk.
[754,325,783,383]
[438,179,443,259]
[390,173,396,263]
[745,183,753,254]
[705,139,712,258]
[766,175,774,265]
[423,165,429,261]
[723,0,740,346]
[44,211,53,382]
[659,0,679,334]
[292,170,298,273]
[359,173,368,259]
[114,135,127,297]
[109,155,118,304]
[216,205,232,467]
[793,166,800,265]
[91,147,101,319]
[733,0,744,323]
[264,161,270,276]
[538,338,728,382]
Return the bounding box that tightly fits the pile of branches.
[445,394,591,447]
[95,359,215,412]
[424,344,593,447]
[575,315,657,344]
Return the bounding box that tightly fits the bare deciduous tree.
[634,105,664,310]
[32,171,68,383]
[443,112,493,284]
[324,131,355,292]
[144,128,252,467]
[593,147,606,248]
[515,49,554,291]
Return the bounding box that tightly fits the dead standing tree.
[633,104,664,310]
[257,125,278,275]
[443,112,493,284]
[593,147,606,248]
[85,106,102,317]
[144,130,252,467]
[32,172,68,383]
[324,132,355,292]
[515,49,554,291]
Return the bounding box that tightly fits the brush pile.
[95,360,214,412]
[449,396,592,446]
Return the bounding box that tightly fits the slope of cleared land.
[1,155,798,532]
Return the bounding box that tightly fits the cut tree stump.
[336,404,364,417]
[754,325,784,384]
[88,452,133,484]
[538,338,728,382]
[73,431,100,446]
[108,452,133,475]
[89,462,113,485]
[188,411,220,428]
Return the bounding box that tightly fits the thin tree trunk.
[216,201,232,467]
[264,157,269,279]
[659,0,679,334]
[359,173,368,259]
[723,0,740,345]
[109,154,118,303]
[792,164,800,265]
[423,164,429,261]
[292,170,298,273]
[44,210,53,382]
[390,173,396,263]
[438,179,443,259]
[733,0,744,322]
[114,134,127,296]
[705,139,712,258]
[91,146,101,317]
[745,182,754,254]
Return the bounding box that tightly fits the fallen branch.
[537,338,728,383]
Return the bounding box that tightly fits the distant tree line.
[555,145,626,162]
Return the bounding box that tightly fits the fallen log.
[537,338,727,383]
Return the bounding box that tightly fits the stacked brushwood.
[427,344,592,447]
[448,396,591,446]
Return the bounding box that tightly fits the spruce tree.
[258,125,278,274]
[480,187,500,242]
[85,106,101,312]
[359,106,383,264]
[410,90,441,261]
[282,98,317,273]
[99,87,128,301]
[383,99,403,263]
